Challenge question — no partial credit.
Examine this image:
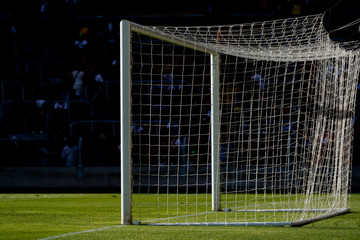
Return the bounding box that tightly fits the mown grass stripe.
[37,225,123,240]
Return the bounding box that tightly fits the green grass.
[0,193,359,240]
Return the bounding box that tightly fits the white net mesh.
[123,13,360,225]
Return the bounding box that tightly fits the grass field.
[0,193,359,240]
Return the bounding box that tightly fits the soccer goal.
[120,14,360,226]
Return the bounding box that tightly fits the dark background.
[0,0,359,171]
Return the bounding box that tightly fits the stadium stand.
[0,0,359,170]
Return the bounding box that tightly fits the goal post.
[210,53,221,212]
[120,19,132,225]
[120,15,360,226]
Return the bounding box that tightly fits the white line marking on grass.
[38,225,123,240]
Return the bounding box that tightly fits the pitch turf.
[0,193,359,240]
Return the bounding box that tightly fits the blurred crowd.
[0,0,359,167]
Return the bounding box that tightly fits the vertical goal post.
[120,15,360,226]
[120,20,132,225]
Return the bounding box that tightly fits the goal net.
[120,14,360,226]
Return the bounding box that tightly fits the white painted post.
[211,54,221,211]
[120,20,132,225]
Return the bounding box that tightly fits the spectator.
[54,92,69,110]
[40,0,49,15]
[61,137,77,167]
[53,91,70,129]
[67,65,86,99]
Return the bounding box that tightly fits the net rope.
[137,14,360,61]
[126,13,360,225]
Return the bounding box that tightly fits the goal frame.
[120,19,353,226]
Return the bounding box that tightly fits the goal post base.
[131,208,351,227]
[291,208,351,226]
